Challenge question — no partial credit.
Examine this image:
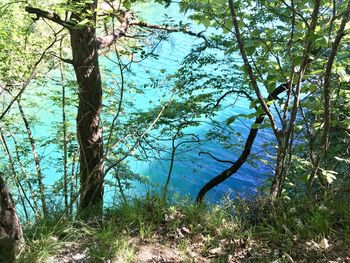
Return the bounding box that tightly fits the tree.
[177,0,350,201]
[25,0,204,214]
[0,0,56,217]
[0,173,23,263]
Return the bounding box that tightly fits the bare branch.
[96,10,134,49]
[199,151,235,165]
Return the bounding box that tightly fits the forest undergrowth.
[18,191,350,263]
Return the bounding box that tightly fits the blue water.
[101,3,275,204]
[1,3,275,215]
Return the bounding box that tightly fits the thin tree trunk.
[59,42,69,211]
[0,130,30,221]
[17,100,48,215]
[24,2,206,215]
[163,137,176,200]
[306,0,350,195]
[70,148,78,216]
[9,132,40,217]
[269,144,286,200]
[228,0,321,201]
[114,168,127,204]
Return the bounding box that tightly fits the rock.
[72,248,89,262]
[220,239,229,246]
[306,240,319,250]
[135,244,182,262]
[186,248,197,258]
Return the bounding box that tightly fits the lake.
[1,3,275,216]
[101,3,275,204]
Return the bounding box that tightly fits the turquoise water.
[1,3,274,215]
[101,3,274,203]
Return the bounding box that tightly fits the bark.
[270,0,320,199]
[24,6,68,27]
[228,0,279,138]
[228,0,321,201]
[70,148,78,216]
[269,144,286,200]
[196,84,289,203]
[69,0,104,214]
[0,173,24,263]
[112,167,127,204]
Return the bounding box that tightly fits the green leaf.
[76,18,90,28]
[225,115,237,126]
[246,46,255,56]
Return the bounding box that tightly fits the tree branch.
[307,0,350,194]
[25,6,69,28]
[228,0,280,140]
[26,5,206,51]
[196,83,289,203]
[199,151,235,165]
[130,20,206,40]
[96,10,134,49]
[97,18,207,50]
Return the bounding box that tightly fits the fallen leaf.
[208,247,222,255]
[319,238,329,249]
[176,228,184,238]
[220,239,229,246]
[181,226,191,234]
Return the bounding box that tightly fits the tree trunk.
[163,137,176,200]
[59,41,69,211]
[10,132,40,217]
[0,173,24,263]
[269,144,286,200]
[69,0,104,214]
[18,100,47,216]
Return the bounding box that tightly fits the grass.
[17,191,350,262]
